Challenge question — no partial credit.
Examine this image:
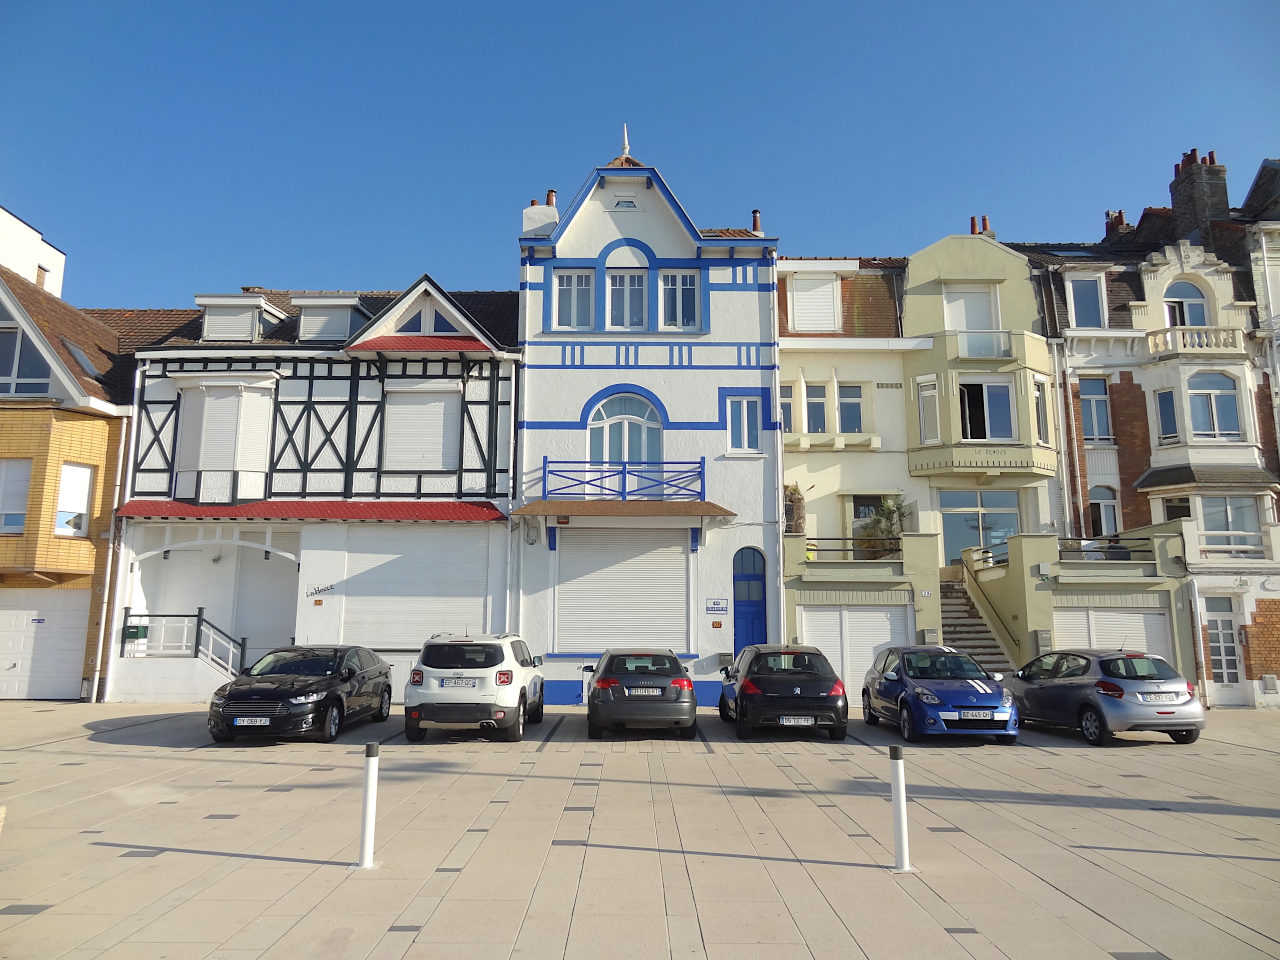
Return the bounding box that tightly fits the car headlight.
[289,692,326,704]
[1001,689,1013,708]
[210,686,229,706]
[914,687,942,705]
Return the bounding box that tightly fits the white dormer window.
[195,295,287,342]
[294,295,368,341]
[790,274,840,332]
[1165,281,1208,327]
[1065,274,1106,328]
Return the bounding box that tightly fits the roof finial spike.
[621,123,630,158]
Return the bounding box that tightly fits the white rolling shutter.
[843,606,909,685]
[1052,609,1091,647]
[799,607,844,678]
[236,389,273,471]
[1,459,32,530]
[383,390,461,471]
[200,386,240,470]
[175,389,204,471]
[343,526,489,647]
[791,275,839,332]
[1053,608,1171,660]
[556,529,688,652]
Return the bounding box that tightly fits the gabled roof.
[0,264,127,404]
[345,274,517,355]
[1134,464,1280,490]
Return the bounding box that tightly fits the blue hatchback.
[862,646,1018,744]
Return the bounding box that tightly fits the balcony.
[908,443,1058,478]
[956,330,1012,359]
[1147,326,1246,360]
[785,531,940,584]
[539,459,705,500]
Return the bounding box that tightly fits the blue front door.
[733,547,767,654]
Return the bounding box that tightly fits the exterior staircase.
[939,581,1015,673]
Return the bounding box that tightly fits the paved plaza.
[0,701,1278,959]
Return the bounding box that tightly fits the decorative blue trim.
[528,339,775,349]
[691,528,700,553]
[693,680,722,704]
[523,363,778,372]
[547,527,557,551]
[543,679,583,705]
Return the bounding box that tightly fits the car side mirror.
[990,672,1004,682]
[343,667,356,681]
[533,656,543,667]
[1014,670,1024,679]
[884,671,898,682]
[581,665,594,673]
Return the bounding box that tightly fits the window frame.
[939,489,1021,564]
[607,269,646,330]
[0,327,54,396]
[588,394,663,464]
[1065,273,1107,328]
[0,459,32,534]
[1155,389,1179,444]
[1088,485,1119,537]
[382,384,463,472]
[805,384,827,434]
[1034,379,1050,445]
[1164,281,1208,328]
[1078,377,1113,443]
[958,378,1015,442]
[917,378,940,445]
[837,384,863,434]
[779,385,793,434]
[726,396,762,454]
[1187,372,1242,441]
[54,462,94,538]
[789,273,841,333]
[555,270,594,330]
[659,270,699,330]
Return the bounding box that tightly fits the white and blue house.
[512,143,784,704]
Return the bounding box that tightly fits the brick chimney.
[1103,209,1134,243]
[1170,149,1229,241]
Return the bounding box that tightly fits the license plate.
[440,678,477,688]
[960,710,993,720]
[233,717,269,726]
[628,687,662,696]
[1143,693,1176,703]
[780,716,815,726]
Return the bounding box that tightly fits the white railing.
[120,607,246,677]
[1147,327,1243,355]
[1197,531,1267,561]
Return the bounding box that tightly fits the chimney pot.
[530,199,538,207]
[1175,163,1182,178]
[981,215,991,232]
[1189,148,1199,164]
[751,209,761,233]
[546,189,556,207]
[1208,150,1217,165]
[970,216,979,235]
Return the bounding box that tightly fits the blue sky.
[2,0,1277,308]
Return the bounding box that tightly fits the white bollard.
[889,744,916,873]
[358,742,379,869]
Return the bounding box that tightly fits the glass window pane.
[939,490,978,508]
[942,511,982,564]
[576,282,591,326]
[1070,278,1102,327]
[1214,395,1240,435]
[1190,394,1213,434]
[630,284,643,325]
[664,284,676,326]
[1228,497,1259,532]
[980,490,1019,509]
[608,421,623,460]
[16,336,50,379]
[628,421,642,461]
[589,427,603,462]
[1202,497,1228,530]
[0,331,16,376]
[558,284,572,326]
[1157,391,1177,438]
[746,402,759,449]
[681,282,696,326]
[1205,597,1233,612]
[1079,378,1106,397]
[1189,372,1233,391]
[647,425,661,461]
[729,401,743,449]
[839,400,861,433]
[1166,281,1202,299]
[610,285,623,326]
[986,385,1012,437]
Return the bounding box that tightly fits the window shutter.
[792,276,839,332]
[1,460,32,513]
[383,391,461,471]
[200,387,240,470]
[56,464,92,515]
[175,389,204,471]
[945,286,996,330]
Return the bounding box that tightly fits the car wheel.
[528,691,544,725]
[679,721,697,740]
[320,703,343,743]
[210,726,234,744]
[500,698,525,742]
[718,694,732,723]
[587,715,603,740]
[1079,705,1111,746]
[1168,729,1200,744]
[404,719,426,743]
[373,686,391,723]
[735,700,752,739]
[862,691,879,726]
[829,724,848,741]
[898,702,919,743]
[995,734,1017,745]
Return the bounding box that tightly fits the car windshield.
[902,652,987,680]
[421,643,505,670]
[1100,655,1180,681]
[604,654,682,676]
[748,652,835,678]
[248,650,337,677]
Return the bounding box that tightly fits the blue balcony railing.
[541,458,706,500]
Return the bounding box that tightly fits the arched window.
[1187,372,1241,440]
[588,394,662,463]
[1165,281,1207,327]
[1088,485,1119,536]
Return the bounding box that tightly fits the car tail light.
[671,677,693,690]
[1187,681,1196,696]
[740,677,762,695]
[410,669,423,685]
[829,680,846,697]
[496,670,513,685]
[1095,680,1125,699]
[595,677,619,689]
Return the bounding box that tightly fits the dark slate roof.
[87,286,520,353]
[1133,464,1280,490]
[1241,159,1280,220]
[0,264,128,403]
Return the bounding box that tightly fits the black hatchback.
[719,644,848,740]
[208,646,393,744]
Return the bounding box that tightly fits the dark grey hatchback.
[583,648,698,739]
[208,645,392,744]
[719,644,848,740]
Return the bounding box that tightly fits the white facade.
[513,159,783,705]
[0,205,65,297]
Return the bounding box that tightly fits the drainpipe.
[1185,562,1211,708]
[1259,231,1280,505]
[769,253,786,645]
[1057,341,1087,538]
[1048,339,1071,537]
[505,356,521,635]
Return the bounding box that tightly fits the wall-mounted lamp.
[556,516,570,525]
[211,554,221,564]
[162,550,170,560]
[264,550,271,560]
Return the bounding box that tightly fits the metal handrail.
[1059,536,1156,562]
[960,554,1021,660]
[119,606,246,677]
[541,458,706,500]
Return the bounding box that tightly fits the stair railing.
[955,559,1022,666]
[120,607,246,679]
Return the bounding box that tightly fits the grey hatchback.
[1004,649,1205,745]
[583,648,698,739]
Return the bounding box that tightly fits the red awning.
[116,499,506,522]
[347,336,492,353]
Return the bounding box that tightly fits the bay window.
[959,380,1013,441]
[1188,372,1241,440]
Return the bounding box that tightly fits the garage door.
[1053,608,1172,660]
[0,589,90,699]
[798,605,911,688]
[343,526,490,649]
[556,529,688,653]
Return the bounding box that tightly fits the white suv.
[403,634,545,742]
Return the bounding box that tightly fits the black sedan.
[583,648,698,740]
[719,644,848,740]
[208,645,392,744]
